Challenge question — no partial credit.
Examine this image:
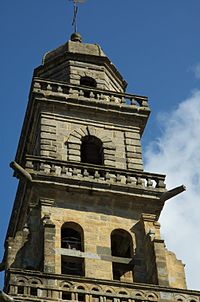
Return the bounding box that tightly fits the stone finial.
[70,32,82,43]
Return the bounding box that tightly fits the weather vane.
[69,0,86,33]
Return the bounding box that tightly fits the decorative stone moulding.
[66,126,116,167]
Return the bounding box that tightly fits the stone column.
[140,213,169,286]
[43,214,56,274]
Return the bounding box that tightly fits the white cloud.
[193,63,200,80]
[144,90,200,290]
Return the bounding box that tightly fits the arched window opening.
[111,229,133,282]
[61,222,84,251]
[91,288,100,302]
[80,76,97,88]
[81,136,103,166]
[119,291,128,302]
[80,77,97,98]
[77,287,86,302]
[61,223,85,277]
[106,290,113,302]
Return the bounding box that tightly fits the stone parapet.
[25,155,166,195]
[32,78,149,112]
[5,269,200,302]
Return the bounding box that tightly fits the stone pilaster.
[43,214,56,274]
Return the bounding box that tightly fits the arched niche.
[61,222,84,252]
[61,222,85,277]
[111,229,134,282]
[81,135,103,165]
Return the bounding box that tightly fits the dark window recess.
[111,229,133,281]
[78,293,86,302]
[80,77,97,98]
[80,77,97,88]
[62,291,71,300]
[30,287,37,296]
[81,136,103,165]
[61,256,84,276]
[61,227,82,250]
[17,286,24,295]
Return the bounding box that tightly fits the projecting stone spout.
[160,185,186,202]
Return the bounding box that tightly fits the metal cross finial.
[69,0,86,33]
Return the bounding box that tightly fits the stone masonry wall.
[40,113,144,170]
[41,192,140,282]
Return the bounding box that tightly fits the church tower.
[1,31,200,302]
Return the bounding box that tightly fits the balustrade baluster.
[90,91,95,98]
[33,82,41,89]
[61,166,66,175]
[131,98,136,106]
[83,169,89,177]
[25,160,34,169]
[94,171,100,179]
[79,90,84,96]
[47,84,52,91]
[156,179,166,189]
[116,174,121,182]
[105,172,110,180]
[141,99,148,107]
[72,168,78,176]
[58,86,63,93]
[126,175,132,184]
[40,163,45,172]
[147,178,153,187]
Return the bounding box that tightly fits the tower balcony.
[32,78,150,115]
[24,155,166,198]
[5,269,200,302]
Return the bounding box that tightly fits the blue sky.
[1,0,200,290]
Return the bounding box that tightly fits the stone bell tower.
[1,32,200,302]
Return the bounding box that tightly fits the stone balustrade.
[7,270,200,302]
[32,78,149,109]
[25,156,166,190]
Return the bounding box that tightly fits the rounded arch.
[16,277,28,283]
[29,278,42,285]
[105,288,115,294]
[111,229,133,258]
[74,284,89,291]
[81,135,103,165]
[59,281,73,289]
[175,295,186,302]
[111,229,134,281]
[118,291,128,295]
[66,126,116,167]
[146,293,158,300]
[90,285,103,292]
[135,292,145,298]
[80,76,97,88]
[61,222,84,252]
